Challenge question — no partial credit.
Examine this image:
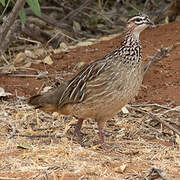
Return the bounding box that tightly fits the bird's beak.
[146,19,154,26]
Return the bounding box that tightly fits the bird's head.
[126,14,154,40]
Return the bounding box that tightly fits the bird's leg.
[98,123,113,151]
[98,127,105,145]
[74,118,84,139]
[97,121,106,146]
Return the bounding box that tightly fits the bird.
[29,14,154,147]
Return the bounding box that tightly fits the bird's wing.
[58,58,111,106]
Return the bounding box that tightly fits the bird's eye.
[136,18,141,22]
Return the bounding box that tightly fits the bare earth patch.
[0,22,180,179]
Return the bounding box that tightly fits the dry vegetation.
[0,97,179,179]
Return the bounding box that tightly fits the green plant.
[0,0,41,24]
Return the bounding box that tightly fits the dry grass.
[0,99,179,180]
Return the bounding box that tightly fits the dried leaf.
[25,50,37,58]
[0,87,12,97]
[23,62,32,68]
[33,48,47,57]
[114,164,127,173]
[58,42,69,52]
[176,134,180,146]
[73,21,81,32]
[120,164,127,172]
[14,52,26,65]
[43,55,53,65]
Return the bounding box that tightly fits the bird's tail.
[28,94,44,108]
[28,82,68,112]
[28,91,59,112]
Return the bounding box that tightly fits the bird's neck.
[122,31,141,47]
[118,30,142,65]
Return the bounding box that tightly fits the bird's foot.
[73,118,84,143]
[73,130,83,143]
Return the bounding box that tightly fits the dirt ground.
[0,22,180,179]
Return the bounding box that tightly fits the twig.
[129,107,180,136]
[32,125,62,131]
[59,0,93,23]
[0,67,42,75]
[129,103,180,113]
[47,166,60,171]
[146,167,170,180]
[0,177,20,180]
[98,0,102,9]
[46,31,62,47]
[0,0,26,55]
[37,82,46,95]
[140,121,162,134]
[10,134,63,139]
[1,55,10,65]
[144,43,180,74]
[18,36,41,45]
[0,0,11,20]
[51,30,78,42]
[8,71,49,79]
[163,106,180,114]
